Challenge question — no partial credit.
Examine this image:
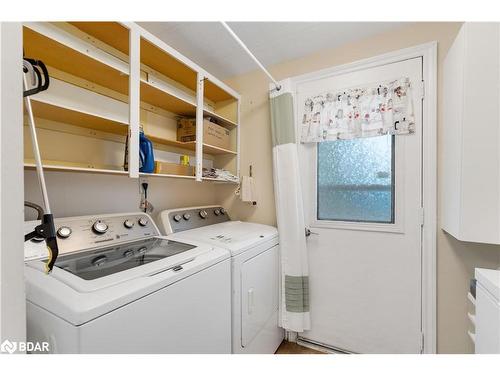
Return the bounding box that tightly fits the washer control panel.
[24,212,160,261]
[163,206,230,233]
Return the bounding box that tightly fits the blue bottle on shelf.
[139,130,155,173]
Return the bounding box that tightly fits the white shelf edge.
[139,172,196,180]
[467,292,476,306]
[24,163,128,175]
[202,177,239,184]
[141,77,196,108]
[203,108,238,128]
[31,78,129,126]
[467,330,476,344]
[467,312,476,326]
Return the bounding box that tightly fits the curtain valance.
[300,77,415,143]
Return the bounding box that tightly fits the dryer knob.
[173,214,182,222]
[138,217,148,227]
[92,220,108,234]
[183,213,191,221]
[220,208,226,215]
[199,210,208,219]
[57,226,72,239]
[214,209,221,216]
[124,219,134,229]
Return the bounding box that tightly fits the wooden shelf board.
[24,162,128,175]
[204,79,235,103]
[139,172,196,180]
[141,38,197,92]
[30,100,128,136]
[203,108,238,128]
[146,136,236,156]
[147,136,196,151]
[23,26,129,95]
[203,143,237,155]
[68,22,130,55]
[140,81,196,116]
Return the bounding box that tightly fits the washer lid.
[171,221,278,255]
[55,237,195,281]
[475,268,500,300]
[25,237,230,325]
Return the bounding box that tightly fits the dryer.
[24,212,231,354]
[159,206,284,354]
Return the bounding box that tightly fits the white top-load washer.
[159,206,284,354]
[24,212,231,354]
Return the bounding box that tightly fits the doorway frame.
[280,42,437,353]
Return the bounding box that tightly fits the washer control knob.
[124,219,134,229]
[220,208,226,215]
[57,226,72,239]
[92,220,108,234]
[214,209,221,216]
[92,255,107,267]
[173,214,182,222]
[199,210,208,219]
[138,217,148,227]
[183,213,191,221]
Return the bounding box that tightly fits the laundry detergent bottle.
[139,129,155,173]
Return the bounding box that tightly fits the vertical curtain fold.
[270,92,311,332]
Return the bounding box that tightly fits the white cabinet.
[474,268,500,354]
[442,23,500,244]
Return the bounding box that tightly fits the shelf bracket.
[195,73,205,182]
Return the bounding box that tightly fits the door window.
[317,135,395,223]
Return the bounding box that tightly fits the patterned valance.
[300,77,415,143]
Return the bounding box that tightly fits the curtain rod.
[220,22,281,92]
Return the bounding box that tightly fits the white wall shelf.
[23,22,241,183]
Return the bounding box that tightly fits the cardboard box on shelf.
[177,118,230,150]
[154,161,195,176]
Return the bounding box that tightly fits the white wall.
[24,170,219,221]
[0,22,26,345]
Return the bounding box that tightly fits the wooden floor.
[275,341,324,354]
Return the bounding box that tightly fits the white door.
[297,58,423,353]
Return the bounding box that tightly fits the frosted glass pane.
[317,135,394,223]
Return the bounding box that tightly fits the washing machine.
[24,212,231,354]
[159,206,284,354]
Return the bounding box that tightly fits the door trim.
[282,42,437,353]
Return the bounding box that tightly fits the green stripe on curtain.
[270,93,296,146]
[285,275,310,313]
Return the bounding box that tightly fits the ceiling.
[138,22,408,79]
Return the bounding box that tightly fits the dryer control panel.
[24,213,159,261]
[160,206,231,234]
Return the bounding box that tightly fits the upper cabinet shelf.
[23,22,240,182]
[23,23,129,95]
[140,37,197,93]
[140,80,196,117]
[67,22,131,56]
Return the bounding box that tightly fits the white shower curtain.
[270,88,311,333]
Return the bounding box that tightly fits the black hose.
[25,201,44,220]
